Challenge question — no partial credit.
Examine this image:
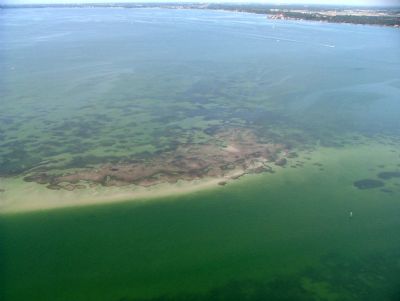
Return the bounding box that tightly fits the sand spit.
[0,169,249,214]
[0,128,295,214]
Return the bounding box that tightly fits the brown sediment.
[24,173,52,185]
[23,128,291,191]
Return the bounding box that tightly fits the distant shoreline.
[204,4,400,28]
[1,3,399,28]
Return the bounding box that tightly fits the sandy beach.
[0,170,246,214]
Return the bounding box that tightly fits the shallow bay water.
[0,7,400,301]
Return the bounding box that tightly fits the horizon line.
[2,1,399,7]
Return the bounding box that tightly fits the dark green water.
[1,7,400,301]
[2,145,400,300]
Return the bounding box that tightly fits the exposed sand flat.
[21,128,287,190]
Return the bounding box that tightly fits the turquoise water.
[1,8,399,173]
[1,7,400,301]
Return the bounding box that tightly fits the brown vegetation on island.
[23,128,292,191]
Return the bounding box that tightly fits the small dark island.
[353,179,385,190]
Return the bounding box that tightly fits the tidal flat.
[1,7,400,301]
